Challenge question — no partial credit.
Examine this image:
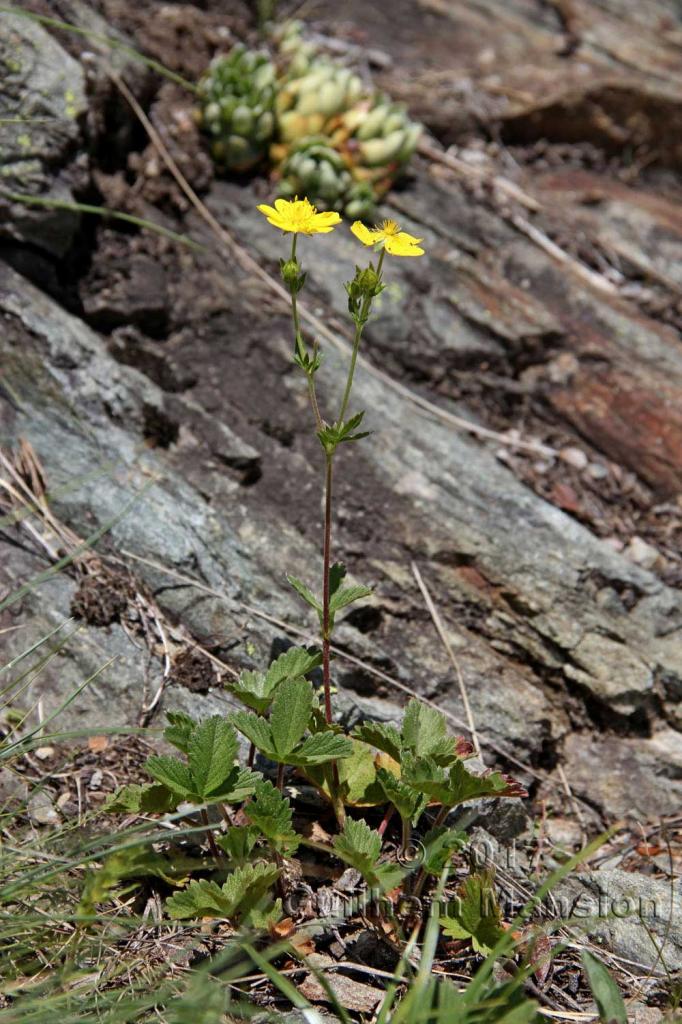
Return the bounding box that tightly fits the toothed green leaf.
[164,711,197,754]
[246,780,299,855]
[287,731,354,767]
[329,583,373,616]
[269,677,313,758]
[231,670,274,715]
[229,710,276,758]
[145,756,195,799]
[166,863,280,921]
[217,825,261,865]
[333,817,404,891]
[188,716,239,799]
[265,645,322,686]
[439,871,505,954]
[402,700,452,762]
[286,575,321,612]
[353,721,402,762]
[376,766,428,824]
[406,757,515,809]
[105,782,178,814]
[216,766,262,803]
[420,825,467,876]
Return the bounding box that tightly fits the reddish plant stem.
[322,453,333,725]
[377,805,395,838]
[200,808,222,862]
[247,742,256,768]
[276,762,285,792]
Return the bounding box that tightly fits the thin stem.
[413,804,452,898]
[289,234,302,348]
[247,742,255,768]
[400,816,412,859]
[200,808,222,862]
[377,804,395,838]
[276,762,285,792]
[337,248,385,425]
[322,453,333,725]
[307,362,324,433]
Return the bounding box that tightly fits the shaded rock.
[27,789,61,826]
[0,11,87,257]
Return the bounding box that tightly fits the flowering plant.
[105,198,525,929]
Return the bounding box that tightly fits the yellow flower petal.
[257,196,341,235]
[350,221,382,246]
[384,233,425,257]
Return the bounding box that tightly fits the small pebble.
[624,535,661,571]
[559,445,588,470]
[34,746,55,761]
[88,769,104,790]
[27,790,61,826]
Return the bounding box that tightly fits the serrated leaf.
[440,871,505,954]
[246,780,299,855]
[217,825,261,865]
[329,584,373,615]
[265,645,322,687]
[231,670,273,715]
[105,782,178,814]
[269,677,313,758]
[303,738,382,807]
[145,756,195,799]
[229,710,276,758]
[188,717,239,799]
[353,721,402,762]
[376,766,428,824]
[333,818,404,891]
[216,766,261,803]
[402,700,450,760]
[420,826,466,876]
[164,711,197,754]
[403,756,517,814]
[286,575,321,613]
[581,950,627,1024]
[329,562,346,596]
[166,878,229,919]
[287,731,353,767]
[334,816,382,866]
[167,863,280,921]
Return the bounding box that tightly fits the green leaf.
[229,711,276,758]
[329,562,346,596]
[439,872,506,954]
[188,716,239,798]
[217,825,261,865]
[329,583,373,616]
[145,756,195,799]
[269,677,313,758]
[402,700,451,761]
[105,782,178,814]
[164,710,197,754]
[286,575,321,613]
[216,766,262,803]
[376,766,428,825]
[334,816,381,866]
[406,757,515,809]
[353,721,402,763]
[166,863,280,921]
[231,670,274,715]
[288,731,354,767]
[581,950,627,1024]
[333,818,404,891]
[266,645,322,686]
[420,826,466,876]
[246,780,299,855]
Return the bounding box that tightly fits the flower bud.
[280,258,306,295]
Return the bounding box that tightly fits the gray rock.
[556,869,682,973]
[27,788,61,826]
[0,12,87,256]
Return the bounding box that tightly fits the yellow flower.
[350,218,424,257]
[257,196,341,235]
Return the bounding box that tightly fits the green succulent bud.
[198,44,277,172]
[279,257,306,295]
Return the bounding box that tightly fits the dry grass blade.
[410,560,482,761]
